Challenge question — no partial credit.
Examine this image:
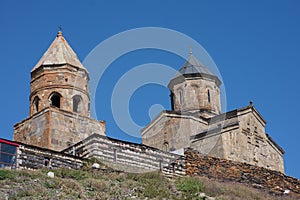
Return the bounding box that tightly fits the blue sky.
[1,1,300,179]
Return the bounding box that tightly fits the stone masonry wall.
[30,66,90,117]
[63,134,185,176]
[142,115,192,152]
[17,143,83,170]
[190,106,284,173]
[49,107,105,151]
[224,108,284,172]
[142,111,208,152]
[185,149,300,197]
[14,109,51,149]
[14,107,105,151]
[171,78,221,115]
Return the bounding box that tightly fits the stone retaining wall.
[63,133,185,176]
[17,143,83,170]
[185,149,300,196]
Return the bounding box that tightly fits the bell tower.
[14,30,105,151]
[29,30,90,117]
[168,50,221,117]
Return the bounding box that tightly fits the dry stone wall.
[185,149,300,196]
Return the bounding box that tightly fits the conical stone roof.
[168,51,221,88]
[31,31,86,72]
[176,53,215,77]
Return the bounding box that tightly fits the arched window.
[49,92,61,108]
[33,96,40,112]
[207,89,211,103]
[72,95,82,113]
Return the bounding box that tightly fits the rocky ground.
[0,161,298,200]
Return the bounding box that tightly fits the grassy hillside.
[0,162,297,200]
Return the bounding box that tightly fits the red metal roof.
[0,138,19,147]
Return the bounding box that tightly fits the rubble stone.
[185,149,300,196]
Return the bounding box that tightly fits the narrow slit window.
[113,149,117,162]
[179,90,184,105]
[207,89,211,103]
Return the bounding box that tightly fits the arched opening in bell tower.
[32,96,40,113]
[49,92,61,108]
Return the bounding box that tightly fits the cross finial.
[249,100,254,106]
[57,25,63,37]
[189,45,193,55]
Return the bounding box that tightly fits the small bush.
[10,188,36,199]
[0,170,15,180]
[176,177,205,198]
[44,180,58,189]
[84,178,106,191]
[144,182,170,199]
[126,173,139,181]
[139,172,170,198]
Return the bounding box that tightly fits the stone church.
[141,51,284,172]
[12,30,284,173]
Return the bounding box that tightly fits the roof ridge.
[186,54,205,67]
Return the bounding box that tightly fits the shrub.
[140,172,170,198]
[54,168,89,180]
[0,170,15,180]
[44,180,58,189]
[176,177,205,198]
[84,178,106,191]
